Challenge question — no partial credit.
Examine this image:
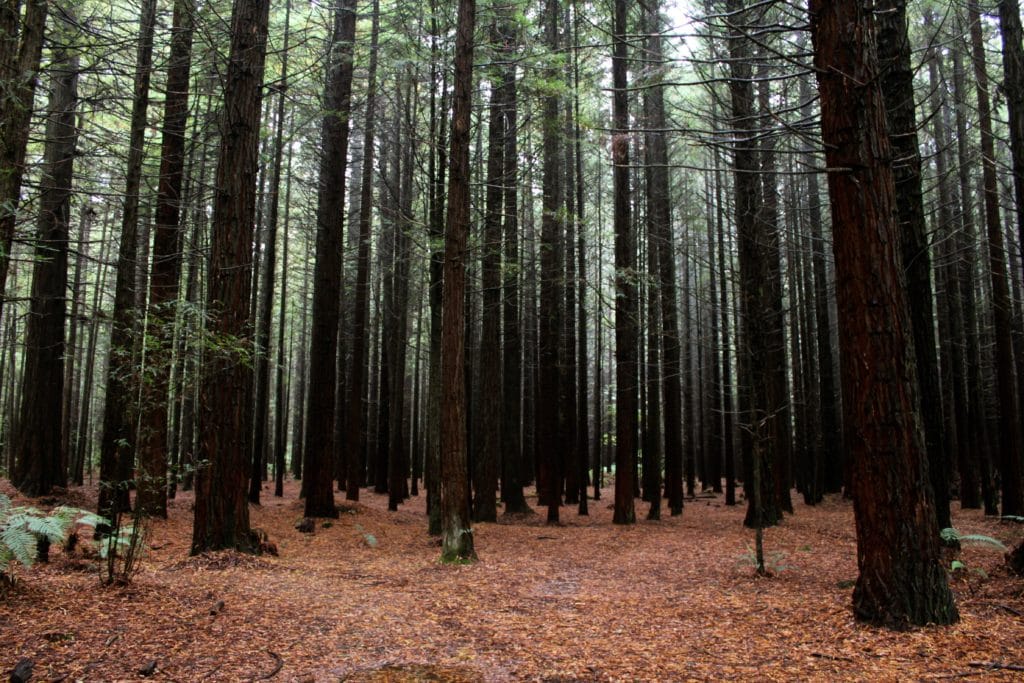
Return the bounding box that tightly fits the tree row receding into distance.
[2,0,1024,628]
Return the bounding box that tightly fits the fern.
[1,493,106,581]
[941,527,1008,551]
[2,524,35,566]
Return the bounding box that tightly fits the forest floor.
[2,478,1024,682]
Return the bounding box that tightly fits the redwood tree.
[302,0,358,519]
[611,0,637,525]
[191,0,271,554]
[439,0,477,562]
[14,8,79,496]
[809,0,958,628]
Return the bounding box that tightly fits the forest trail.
[2,479,1023,681]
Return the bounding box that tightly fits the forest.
[2,0,1024,679]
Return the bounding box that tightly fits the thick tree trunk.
[191,0,270,554]
[876,0,952,532]
[611,0,637,525]
[439,0,477,562]
[99,0,158,519]
[302,0,358,519]
[14,12,78,496]
[538,0,564,525]
[809,0,958,628]
[425,13,448,534]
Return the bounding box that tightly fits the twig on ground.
[253,651,283,681]
[968,662,1024,672]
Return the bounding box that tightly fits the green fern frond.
[26,515,71,543]
[957,534,1008,551]
[1,525,36,567]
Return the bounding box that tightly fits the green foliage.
[0,494,103,588]
[354,523,378,548]
[737,544,790,575]
[99,509,148,586]
[940,527,1008,551]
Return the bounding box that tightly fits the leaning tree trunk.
[191,0,270,554]
[809,0,959,629]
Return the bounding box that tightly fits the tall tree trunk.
[876,0,951,532]
[14,12,76,497]
[799,69,835,502]
[14,11,78,496]
[439,0,477,562]
[644,0,680,517]
[572,0,589,515]
[950,28,985,509]
[425,13,448,534]
[250,0,290,504]
[0,0,46,319]
[1000,0,1024,264]
[809,0,958,628]
[726,0,778,529]
[274,139,294,497]
[500,21,529,515]
[968,0,1024,516]
[756,64,791,517]
[302,0,358,519]
[191,0,270,554]
[538,0,564,524]
[611,0,637,525]
[138,0,193,517]
[345,0,381,502]
[99,0,159,518]
[474,23,505,523]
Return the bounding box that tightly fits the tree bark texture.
[191,0,270,554]
[809,0,959,628]
[14,10,78,497]
[439,0,477,562]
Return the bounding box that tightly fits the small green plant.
[1,493,103,592]
[99,507,148,586]
[354,524,378,548]
[950,558,989,580]
[736,544,790,575]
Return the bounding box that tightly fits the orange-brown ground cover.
[1,477,1023,681]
